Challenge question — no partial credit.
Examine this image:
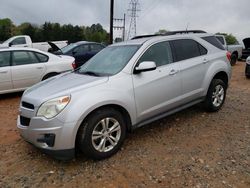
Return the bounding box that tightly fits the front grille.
[20,116,31,126]
[22,101,35,110]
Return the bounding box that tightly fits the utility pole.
[110,0,114,44]
[127,0,140,39]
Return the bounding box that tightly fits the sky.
[0,0,249,42]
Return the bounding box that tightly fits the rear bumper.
[246,64,250,76]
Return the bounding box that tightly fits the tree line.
[0,18,109,44]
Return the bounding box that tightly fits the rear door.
[11,51,46,89]
[132,41,182,122]
[0,51,12,92]
[170,39,209,102]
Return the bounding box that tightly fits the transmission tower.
[127,0,140,39]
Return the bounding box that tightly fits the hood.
[243,38,250,49]
[22,72,108,106]
[48,41,62,53]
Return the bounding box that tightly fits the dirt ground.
[0,62,249,188]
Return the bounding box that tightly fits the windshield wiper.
[80,71,101,77]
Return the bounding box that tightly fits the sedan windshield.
[77,45,139,76]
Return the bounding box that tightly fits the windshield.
[77,45,139,76]
[61,43,78,53]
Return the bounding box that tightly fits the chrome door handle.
[169,69,178,75]
[0,71,8,74]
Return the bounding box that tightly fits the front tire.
[204,79,227,112]
[77,108,126,160]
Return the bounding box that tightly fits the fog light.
[37,134,55,147]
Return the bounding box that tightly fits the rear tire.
[77,108,126,160]
[230,54,237,66]
[204,79,227,112]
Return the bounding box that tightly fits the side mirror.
[9,42,13,47]
[134,61,156,74]
[246,56,250,65]
[72,50,77,55]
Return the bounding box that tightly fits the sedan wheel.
[212,85,225,107]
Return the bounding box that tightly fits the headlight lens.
[37,96,70,119]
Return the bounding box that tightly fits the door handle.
[203,58,209,64]
[0,71,8,74]
[36,67,43,69]
[169,69,179,75]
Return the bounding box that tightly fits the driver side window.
[138,41,173,67]
[11,37,26,45]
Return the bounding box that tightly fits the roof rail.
[131,30,207,40]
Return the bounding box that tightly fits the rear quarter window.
[202,36,225,50]
[34,52,49,62]
[171,39,205,62]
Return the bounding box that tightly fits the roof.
[0,47,45,53]
[74,41,102,45]
[111,32,214,46]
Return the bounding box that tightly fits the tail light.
[226,51,231,62]
[72,61,77,69]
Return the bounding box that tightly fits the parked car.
[215,35,243,65]
[52,41,105,69]
[17,31,231,160]
[0,35,68,52]
[242,38,250,60]
[245,56,250,78]
[0,47,74,94]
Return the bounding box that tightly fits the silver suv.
[17,31,231,160]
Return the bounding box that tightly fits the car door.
[132,41,182,122]
[9,37,27,47]
[0,51,12,92]
[72,45,90,65]
[11,50,46,89]
[171,39,209,102]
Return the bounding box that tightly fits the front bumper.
[246,64,250,76]
[17,107,77,160]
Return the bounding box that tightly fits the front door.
[132,41,182,122]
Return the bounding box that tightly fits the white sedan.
[0,47,74,94]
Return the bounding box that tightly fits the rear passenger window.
[35,52,48,62]
[0,52,10,67]
[202,36,225,50]
[90,44,104,52]
[12,51,39,66]
[171,39,202,62]
[138,41,173,67]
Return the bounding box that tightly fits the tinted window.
[172,39,201,62]
[74,45,89,55]
[12,51,39,66]
[0,52,10,67]
[138,41,173,67]
[35,52,48,62]
[198,44,208,55]
[11,37,26,45]
[202,36,225,50]
[90,44,104,52]
[216,36,225,45]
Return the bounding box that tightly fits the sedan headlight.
[37,96,70,119]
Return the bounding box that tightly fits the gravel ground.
[0,61,249,188]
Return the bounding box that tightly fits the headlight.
[37,96,70,119]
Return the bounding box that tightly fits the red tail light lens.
[72,62,76,69]
[226,51,231,62]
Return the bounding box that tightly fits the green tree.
[216,32,238,45]
[0,18,14,41]
[155,29,169,35]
